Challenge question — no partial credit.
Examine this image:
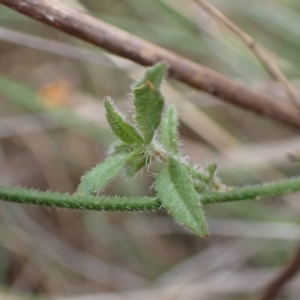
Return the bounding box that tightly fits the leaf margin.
[155,157,208,237]
[76,152,136,196]
[104,97,143,145]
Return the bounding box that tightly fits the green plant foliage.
[160,105,180,154]
[3,62,300,238]
[3,176,300,212]
[110,142,135,155]
[76,152,135,196]
[109,142,147,176]
[124,153,147,176]
[156,157,208,237]
[104,97,143,145]
[132,63,166,144]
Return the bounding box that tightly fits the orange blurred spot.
[38,78,74,109]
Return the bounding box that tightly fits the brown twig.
[195,0,300,110]
[1,0,300,129]
[258,243,300,300]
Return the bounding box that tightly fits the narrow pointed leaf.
[76,152,134,196]
[156,157,208,237]
[160,105,180,154]
[104,98,143,144]
[132,63,167,144]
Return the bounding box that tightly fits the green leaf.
[135,62,167,90]
[110,142,135,155]
[110,142,147,176]
[125,153,147,176]
[132,63,167,144]
[76,152,134,196]
[155,157,208,237]
[160,105,180,154]
[104,97,143,144]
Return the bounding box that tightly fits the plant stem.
[182,162,211,184]
[200,176,300,204]
[0,186,161,211]
[1,177,300,211]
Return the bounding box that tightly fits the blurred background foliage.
[1,0,300,299]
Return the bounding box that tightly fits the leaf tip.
[103,96,114,109]
[146,62,168,89]
[133,62,168,91]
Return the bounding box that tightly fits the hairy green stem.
[183,163,211,183]
[0,177,300,211]
[0,186,161,211]
[200,176,300,204]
